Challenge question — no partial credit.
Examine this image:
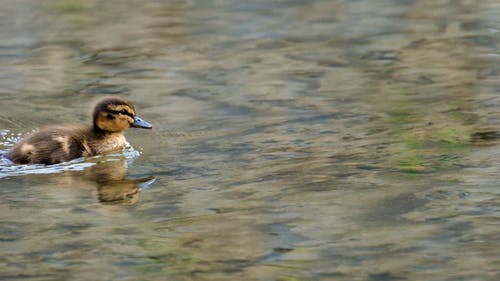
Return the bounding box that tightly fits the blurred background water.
[0,0,499,280]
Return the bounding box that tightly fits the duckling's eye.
[107,113,115,120]
[120,110,128,115]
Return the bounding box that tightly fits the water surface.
[1,0,499,280]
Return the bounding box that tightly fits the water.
[1,0,499,280]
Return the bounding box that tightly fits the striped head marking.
[93,97,136,133]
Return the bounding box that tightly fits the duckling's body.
[6,126,127,165]
[5,97,152,165]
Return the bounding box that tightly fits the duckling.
[5,96,152,165]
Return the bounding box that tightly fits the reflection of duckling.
[96,176,156,205]
[83,158,155,205]
[5,96,152,165]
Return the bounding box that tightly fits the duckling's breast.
[90,134,127,155]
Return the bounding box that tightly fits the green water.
[0,0,499,280]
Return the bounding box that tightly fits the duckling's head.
[93,97,152,133]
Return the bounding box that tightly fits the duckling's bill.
[132,116,153,129]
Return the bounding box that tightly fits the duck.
[5,96,152,165]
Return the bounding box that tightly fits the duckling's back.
[6,126,89,165]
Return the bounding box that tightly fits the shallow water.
[1,0,499,280]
